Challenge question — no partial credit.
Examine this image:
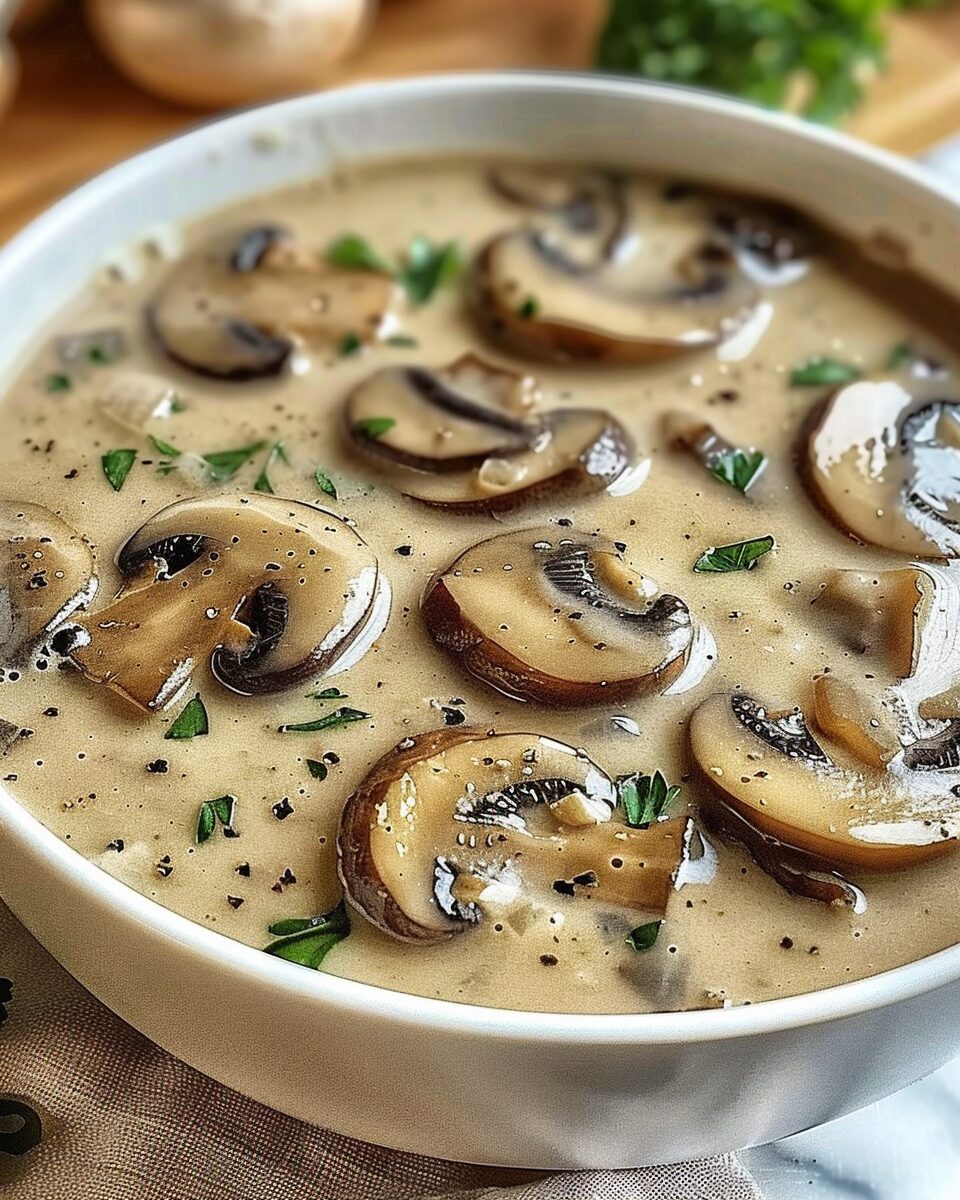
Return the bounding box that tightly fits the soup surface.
[3,159,960,1014]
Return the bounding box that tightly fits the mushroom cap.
[68,494,381,710]
[149,226,395,381]
[0,500,97,665]
[421,527,694,705]
[804,378,960,557]
[338,726,687,943]
[690,692,960,871]
[344,354,633,512]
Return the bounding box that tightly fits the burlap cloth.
[0,900,762,1199]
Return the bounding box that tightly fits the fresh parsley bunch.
[596,0,891,123]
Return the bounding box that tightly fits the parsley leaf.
[517,296,540,319]
[353,416,395,440]
[170,397,188,414]
[626,920,662,953]
[694,535,775,574]
[789,356,861,387]
[45,372,72,394]
[314,468,337,499]
[386,334,419,348]
[164,693,209,740]
[306,686,346,700]
[617,771,681,828]
[196,795,237,844]
[339,331,362,358]
[87,344,114,366]
[101,448,137,491]
[306,758,328,781]
[149,435,182,459]
[327,233,393,274]
[202,441,267,483]
[278,706,370,734]
[887,341,911,368]
[263,900,350,968]
[253,441,288,494]
[709,448,766,493]
[397,236,462,305]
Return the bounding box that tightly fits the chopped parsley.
[149,434,182,459]
[326,233,393,274]
[789,356,860,387]
[263,900,350,969]
[196,795,237,844]
[353,416,395,440]
[87,344,114,366]
[306,759,328,781]
[617,770,681,828]
[386,334,419,348]
[306,686,346,700]
[253,441,289,494]
[626,920,662,953]
[278,706,370,734]
[45,372,72,394]
[397,236,462,305]
[887,340,912,369]
[164,693,209,740]
[517,295,540,319]
[170,396,188,414]
[202,440,267,483]
[709,448,766,493]
[694,535,775,574]
[314,468,337,499]
[339,331,362,358]
[101,448,137,491]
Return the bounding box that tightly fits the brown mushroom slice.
[472,221,758,364]
[812,567,924,677]
[422,528,694,705]
[804,378,960,556]
[149,225,395,380]
[345,353,543,473]
[488,165,629,259]
[338,727,687,943]
[712,203,815,288]
[690,693,960,872]
[0,501,97,664]
[65,495,380,711]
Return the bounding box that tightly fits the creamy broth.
[3,158,960,1014]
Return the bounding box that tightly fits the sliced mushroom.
[338,726,688,943]
[472,198,758,362]
[64,495,381,711]
[712,203,814,288]
[422,528,695,705]
[344,354,632,512]
[812,567,923,678]
[149,226,395,380]
[804,377,960,556]
[0,501,97,665]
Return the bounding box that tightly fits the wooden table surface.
[0,0,959,244]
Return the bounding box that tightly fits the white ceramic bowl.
[2,74,960,1171]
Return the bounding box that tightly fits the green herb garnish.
[278,706,370,734]
[617,770,681,828]
[339,331,362,358]
[327,233,393,274]
[202,441,267,483]
[149,435,182,459]
[398,236,462,305]
[626,920,662,953]
[314,468,337,499]
[87,344,114,366]
[353,417,395,440]
[263,901,350,969]
[196,795,237,844]
[164,693,209,740]
[596,0,888,124]
[789,356,861,387]
[306,759,328,781]
[710,448,766,493]
[887,341,911,369]
[45,372,72,394]
[306,686,346,700]
[101,448,137,491]
[694,535,775,574]
[253,442,289,494]
[170,397,188,414]
[386,334,419,348]
[517,296,540,319]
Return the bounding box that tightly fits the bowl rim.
[3,69,960,1046]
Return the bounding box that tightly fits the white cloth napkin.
[0,901,762,1199]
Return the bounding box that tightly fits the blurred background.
[0,0,958,243]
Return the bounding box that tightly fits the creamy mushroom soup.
[3,160,960,1014]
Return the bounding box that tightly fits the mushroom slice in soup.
[338,727,688,943]
[64,495,381,711]
[344,356,632,512]
[0,500,97,665]
[421,528,695,705]
[471,197,759,363]
[804,376,960,556]
[149,225,395,380]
